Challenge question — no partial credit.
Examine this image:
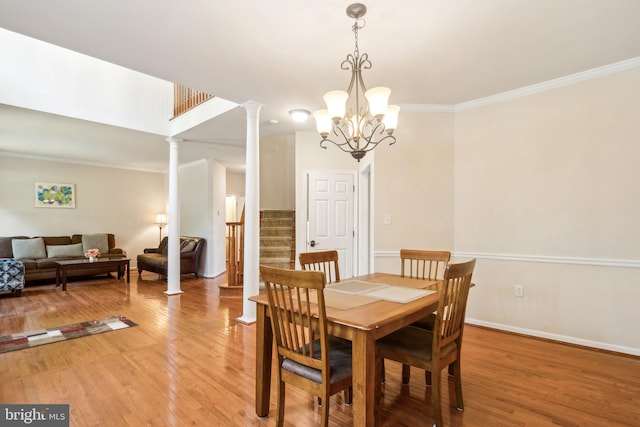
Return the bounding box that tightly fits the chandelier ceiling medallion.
[313,3,399,161]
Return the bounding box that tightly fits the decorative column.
[165,137,183,295]
[237,101,262,324]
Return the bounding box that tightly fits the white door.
[306,171,355,279]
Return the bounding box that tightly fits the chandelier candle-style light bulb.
[314,3,399,161]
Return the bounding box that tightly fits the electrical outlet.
[514,285,524,297]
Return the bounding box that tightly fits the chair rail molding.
[375,250,640,269]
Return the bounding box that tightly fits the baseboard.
[203,269,226,279]
[466,318,640,357]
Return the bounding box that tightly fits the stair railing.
[226,206,244,286]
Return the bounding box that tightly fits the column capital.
[241,101,264,116]
[166,137,184,144]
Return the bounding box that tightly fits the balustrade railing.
[173,84,214,117]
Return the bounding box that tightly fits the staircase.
[220,209,295,298]
[260,210,295,270]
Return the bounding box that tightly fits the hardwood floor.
[1,273,638,426]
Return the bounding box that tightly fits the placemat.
[297,289,380,310]
[368,275,439,289]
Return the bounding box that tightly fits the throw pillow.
[82,234,109,255]
[47,243,84,258]
[180,240,197,253]
[11,237,47,259]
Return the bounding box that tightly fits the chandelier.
[313,3,399,161]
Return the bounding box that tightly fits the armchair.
[137,236,205,278]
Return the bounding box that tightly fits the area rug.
[0,315,137,354]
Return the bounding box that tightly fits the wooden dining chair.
[299,250,341,284]
[400,249,451,280]
[260,265,353,427]
[392,249,451,384]
[375,259,476,427]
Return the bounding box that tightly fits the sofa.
[137,236,205,278]
[0,234,125,283]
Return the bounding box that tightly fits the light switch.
[383,214,391,225]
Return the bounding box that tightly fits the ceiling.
[1,0,640,172]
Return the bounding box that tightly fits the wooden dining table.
[249,272,441,427]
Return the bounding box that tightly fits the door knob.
[310,240,316,247]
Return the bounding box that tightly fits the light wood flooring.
[1,273,638,426]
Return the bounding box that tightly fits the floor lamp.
[154,213,167,244]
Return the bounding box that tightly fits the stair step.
[261,218,294,227]
[262,210,295,219]
[260,257,292,270]
[261,227,293,237]
[261,247,292,257]
[261,237,292,247]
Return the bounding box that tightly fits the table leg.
[62,268,67,292]
[352,329,376,427]
[125,260,130,283]
[255,304,273,418]
[55,265,60,288]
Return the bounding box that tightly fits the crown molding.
[0,151,164,174]
[402,57,640,113]
[399,104,455,113]
[455,56,640,112]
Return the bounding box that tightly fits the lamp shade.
[382,105,400,131]
[364,87,391,118]
[323,90,348,120]
[312,110,332,136]
[154,213,167,225]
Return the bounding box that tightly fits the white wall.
[179,159,226,278]
[0,155,165,264]
[0,28,173,135]
[454,67,640,354]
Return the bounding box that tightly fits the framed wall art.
[35,182,76,208]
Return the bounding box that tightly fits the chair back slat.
[299,250,341,284]
[400,249,451,280]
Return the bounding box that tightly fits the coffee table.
[55,258,130,291]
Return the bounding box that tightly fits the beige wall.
[292,67,640,355]
[455,67,640,354]
[372,111,455,273]
[226,172,245,196]
[0,156,165,264]
[260,134,295,210]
